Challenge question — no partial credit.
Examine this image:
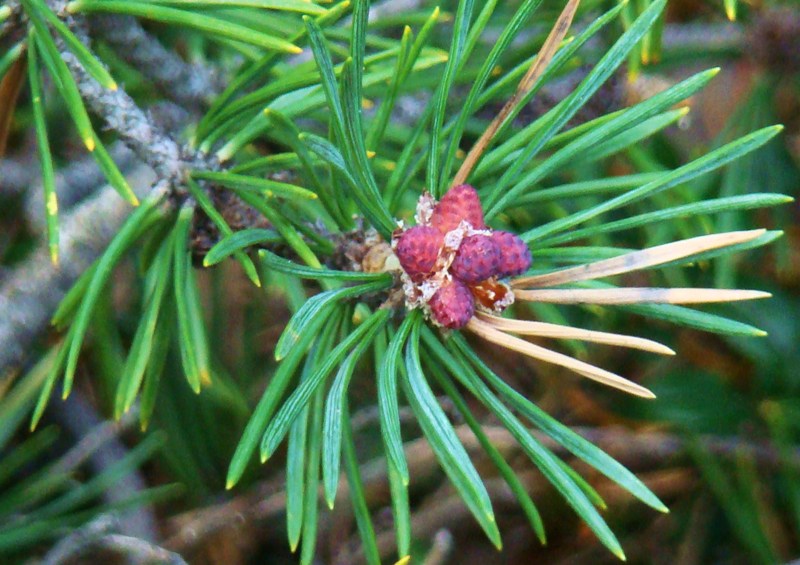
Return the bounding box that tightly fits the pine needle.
[514,288,771,304]
[451,0,580,186]
[476,312,675,355]
[466,317,656,398]
[513,230,767,288]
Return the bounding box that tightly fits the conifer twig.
[57,46,186,181]
[24,142,138,226]
[42,515,187,565]
[0,1,220,375]
[52,391,157,541]
[164,424,797,558]
[0,156,34,195]
[89,15,222,110]
[40,0,198,181]
[0,168,158,376]
[41,514,117,565]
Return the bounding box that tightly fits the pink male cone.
[431,184,486,233]
[492,230,532,277]
[396,225,443,281]
[429,278,475,329]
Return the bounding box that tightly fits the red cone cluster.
[430,183,486,233]
[394,225,442,281]
[428,279,474,329]
[490,230,533,277]
[450,234,500,283]
[394,184,532,329]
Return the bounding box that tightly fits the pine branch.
[25,142,137,227]
[0,2,226,375]
[0,168,158,376]
[57,45,187,181]
[165,422,796,557]
[0,155,34,196]
[42,515,187,565]
[88,14,223,110]
[50,390,157,541]
[40,514,116,565]
[41,0,203,181]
